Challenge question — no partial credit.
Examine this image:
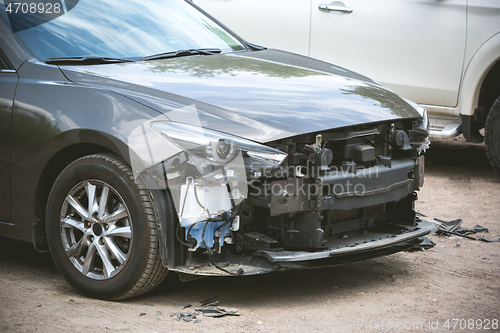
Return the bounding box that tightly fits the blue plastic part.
[185,220,231,250]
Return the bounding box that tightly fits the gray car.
[0,0,434,300]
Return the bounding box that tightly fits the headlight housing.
[151,121,287,175]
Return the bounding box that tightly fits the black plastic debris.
[416,212,428,218]
[195,306,241,318]
[139,313,146,317]
[200,296,219,307]
[478,235,500,243]
[407,236,436,252]
[435,218,463,233]
[434,218,490,241]
[473,225,489,233]
[171,296,241,323]
[170,312,198,322]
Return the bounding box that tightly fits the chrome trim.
[319,4,353,13]
[0,69,16,74]
[430,122,462,139]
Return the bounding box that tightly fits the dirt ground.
[1,137,499,333]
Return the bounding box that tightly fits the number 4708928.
[443,319,498,330]
[5,2,62,14]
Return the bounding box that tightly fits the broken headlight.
[150,122,287,252]
[151,121,287,175]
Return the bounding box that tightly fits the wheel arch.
[32,130,132,252]
[459,33,500,119]
[477,60,500,124]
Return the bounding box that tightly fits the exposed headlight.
[150,121,287,172]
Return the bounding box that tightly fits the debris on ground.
[170,312,198,322]
[171,296,241,323]
[139,313,146,317]
[196,306,241,317]
[199,296,219,307]
[407,236,436,252]
[435,218,463,234]
[433,218,491,241]
[478,235,500,242]
[473,225,489,233]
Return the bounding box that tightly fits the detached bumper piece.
[253,220,436,268]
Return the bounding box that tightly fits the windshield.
[0,0,246,61]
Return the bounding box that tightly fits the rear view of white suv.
[195,0,500,174]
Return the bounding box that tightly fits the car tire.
[46,153,168,300]
[485,96,500,176]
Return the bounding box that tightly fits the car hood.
[60,49,421,143]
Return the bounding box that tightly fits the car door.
[196,0,312,55]
[0,48,18,223]
[309,0,467,108]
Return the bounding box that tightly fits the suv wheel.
[485,96,500,176]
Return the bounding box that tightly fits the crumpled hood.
[61,49,421,143]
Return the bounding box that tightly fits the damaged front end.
[140,115,434,277]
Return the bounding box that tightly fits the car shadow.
[0,236,415,304]
[0,237,56,272]
[140,255,415,307]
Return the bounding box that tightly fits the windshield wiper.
[45,57,135,65]
[140,48,222,61]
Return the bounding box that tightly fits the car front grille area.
[324,204,388,238]
[328,203,386,223]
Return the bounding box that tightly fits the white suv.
[195,0,500,174]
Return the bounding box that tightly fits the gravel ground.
[1,137,499,333]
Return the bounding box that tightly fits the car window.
[1,0,246,61]
[0,49,10,70]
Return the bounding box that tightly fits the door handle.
[319,4,353,13]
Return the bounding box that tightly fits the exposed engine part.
[178,177,232,227]
[352,144,375,162]
[149,120,432,277]
[241,232,279,251]
[318,148,334,170]
[391,130,412,150]
[281,212,324,249]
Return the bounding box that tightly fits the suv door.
[0,48,18,223]
[197,0,312,55]
[310,0,467,107]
